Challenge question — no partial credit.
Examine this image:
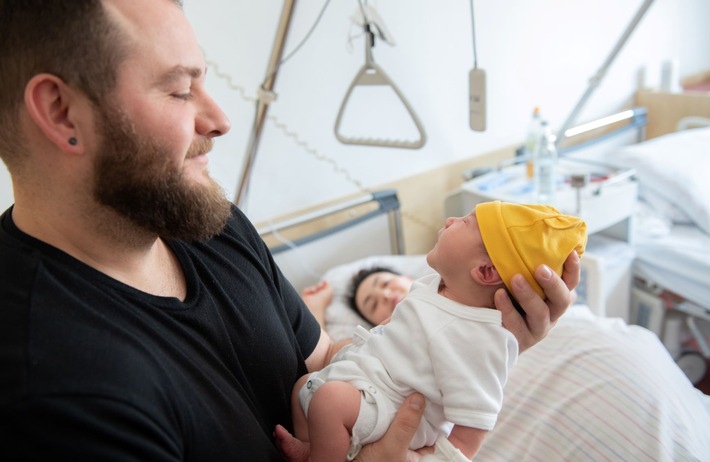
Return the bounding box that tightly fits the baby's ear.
[471,262,502,286]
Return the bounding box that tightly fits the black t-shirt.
[0,206,321,461]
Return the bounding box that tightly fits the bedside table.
[454,158,638,243]
[447,158,639,319]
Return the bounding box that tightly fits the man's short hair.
[0,0,181,171]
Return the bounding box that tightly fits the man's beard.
[93,107,232,242]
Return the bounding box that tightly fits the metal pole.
[555,0,655,150]
[235,0,297,208]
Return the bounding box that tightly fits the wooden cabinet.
[636,85,710,139]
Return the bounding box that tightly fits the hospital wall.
[1,0,710,227]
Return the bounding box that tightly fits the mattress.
[633,221,710,309]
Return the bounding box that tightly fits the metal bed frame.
[257,189,405,291]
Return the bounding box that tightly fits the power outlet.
[469,68,486,132]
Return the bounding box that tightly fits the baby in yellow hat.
[284,201,587,462]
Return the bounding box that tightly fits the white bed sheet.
[633,218,710,309]
[479,305,710,461]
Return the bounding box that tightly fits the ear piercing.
[68,137,78,146]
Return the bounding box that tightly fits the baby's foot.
[274,424,310,462]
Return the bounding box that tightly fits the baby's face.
[355,272,413,325]
[426,208,486,274]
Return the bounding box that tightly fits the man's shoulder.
[207,204,259,244]
[0,207,47,290]
[0,230,42,310]
[198,205,271,263]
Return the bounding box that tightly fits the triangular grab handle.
[334,40,426,150]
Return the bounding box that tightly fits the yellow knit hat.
[475,201,587,298]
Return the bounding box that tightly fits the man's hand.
[495,251,581,352]
[354,394,430,462]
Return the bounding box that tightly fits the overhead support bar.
[235,0,297,208]
[555,0,655,149]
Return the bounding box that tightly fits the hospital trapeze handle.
[334,25,426,150]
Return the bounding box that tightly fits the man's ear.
[471,262,502,286]
[24,73,84,152]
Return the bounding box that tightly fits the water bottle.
[533,121,557,203]
[524,107,543,178]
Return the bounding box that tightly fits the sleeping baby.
[281,201,586,461]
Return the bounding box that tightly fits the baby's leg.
[308,381,362,462]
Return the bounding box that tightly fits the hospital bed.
[258,188,710,460]
[581,114,710,383]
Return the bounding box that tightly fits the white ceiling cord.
[469,0,478,70]
[468,0,486,131]
[261,0,333,88]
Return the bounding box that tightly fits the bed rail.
[558,106,648,157]
[507,107,648,170]
[256,189,405,291]
[258,189,404,255]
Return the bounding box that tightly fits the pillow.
[599,127,710,234]
[633,198,673,238]
[321,254,433,341]
[639,188,693,225]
